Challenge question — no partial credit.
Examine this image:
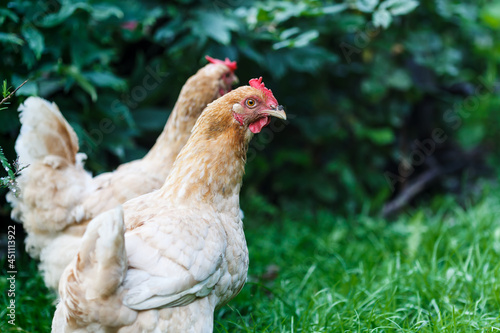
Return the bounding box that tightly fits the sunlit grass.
[216,189,500,332]
[2,188,500,332]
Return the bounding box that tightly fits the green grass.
[215,189,500,332]
[2,187,500,332]
[0,257,57,332]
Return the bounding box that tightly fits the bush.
[1,0,498,219]
[0,80,26,195]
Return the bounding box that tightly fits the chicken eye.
[245,99,256,108]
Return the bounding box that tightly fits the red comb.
[205,55,237,72]
[249,77,278,105]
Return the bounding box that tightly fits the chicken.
[52,78,286,332]
[7,56,238,290]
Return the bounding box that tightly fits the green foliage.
[0,80,25,194]
[0,0,498,218]
[0,147,18,192]
[2,182,500,331]
[1,2,498,329]
[0,0,500,332]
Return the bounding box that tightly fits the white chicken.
[52,78,286,332]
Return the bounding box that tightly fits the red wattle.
[249,117,269,134]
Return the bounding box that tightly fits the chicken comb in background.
[205,55,237,72]
[249,77,278,106]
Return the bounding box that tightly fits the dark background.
[1,0,499,223]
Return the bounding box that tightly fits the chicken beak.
[266,105,287,120]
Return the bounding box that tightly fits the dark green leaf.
[39,3,93,27]
[0,8,19,25]
[0,32,24,46]
[90,4,123,21]
[21,25,44,59]
[65,66,97,101]
[192,11,239,45]
[83,71,127,91]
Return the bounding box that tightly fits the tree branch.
[0,79,29,105]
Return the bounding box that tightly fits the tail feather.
[16,96,79,166]
[55,206,136,330]
[73,206,128,299]
[7,97,94,257]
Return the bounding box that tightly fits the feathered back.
[16,97,79,166]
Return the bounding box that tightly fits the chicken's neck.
[142,102,204,178]
[142,113,193,176]
[142,68,221,179]
[159,119,248,216]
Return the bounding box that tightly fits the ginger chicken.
[7,57,238,290]
[52,78,286,333]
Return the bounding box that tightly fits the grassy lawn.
[2,186,500,332]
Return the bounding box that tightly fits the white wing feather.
[122,214,226,310]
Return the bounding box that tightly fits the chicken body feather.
[8,60,237,290]
[53,82,286,332]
